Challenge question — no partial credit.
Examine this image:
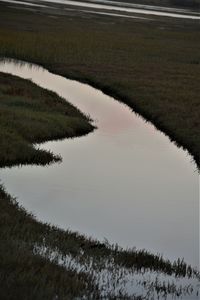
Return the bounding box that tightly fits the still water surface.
[0,60,199,268]
[1,0,200,19]
[32,0,200,20]
[45,0,200,19]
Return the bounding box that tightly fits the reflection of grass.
[0,4,200,167]
[0,72,93,167]
[1,186,199,299]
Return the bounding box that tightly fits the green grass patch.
[0,72,93,167]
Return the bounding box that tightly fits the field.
[0,2,199,299]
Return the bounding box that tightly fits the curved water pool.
[0,59,199,268]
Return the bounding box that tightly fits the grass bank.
[0,3,199,168]
[0,183,198,299]
[0,72,93,167]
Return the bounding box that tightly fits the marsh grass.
[0,3,199,167]
[0,72,93,167]
[34,245,200,299]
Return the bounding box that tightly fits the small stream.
[0,59,199,271]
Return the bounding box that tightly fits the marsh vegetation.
[0,3,199,167]
[0,72,93,167]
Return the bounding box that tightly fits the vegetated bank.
[0,3,199,168]
[0,72,93,167]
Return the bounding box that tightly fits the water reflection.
[34,245,200,299]
[39,0,200,19]
[0,0,47,7]
[1,0,200,19]
[0,59,199,271]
